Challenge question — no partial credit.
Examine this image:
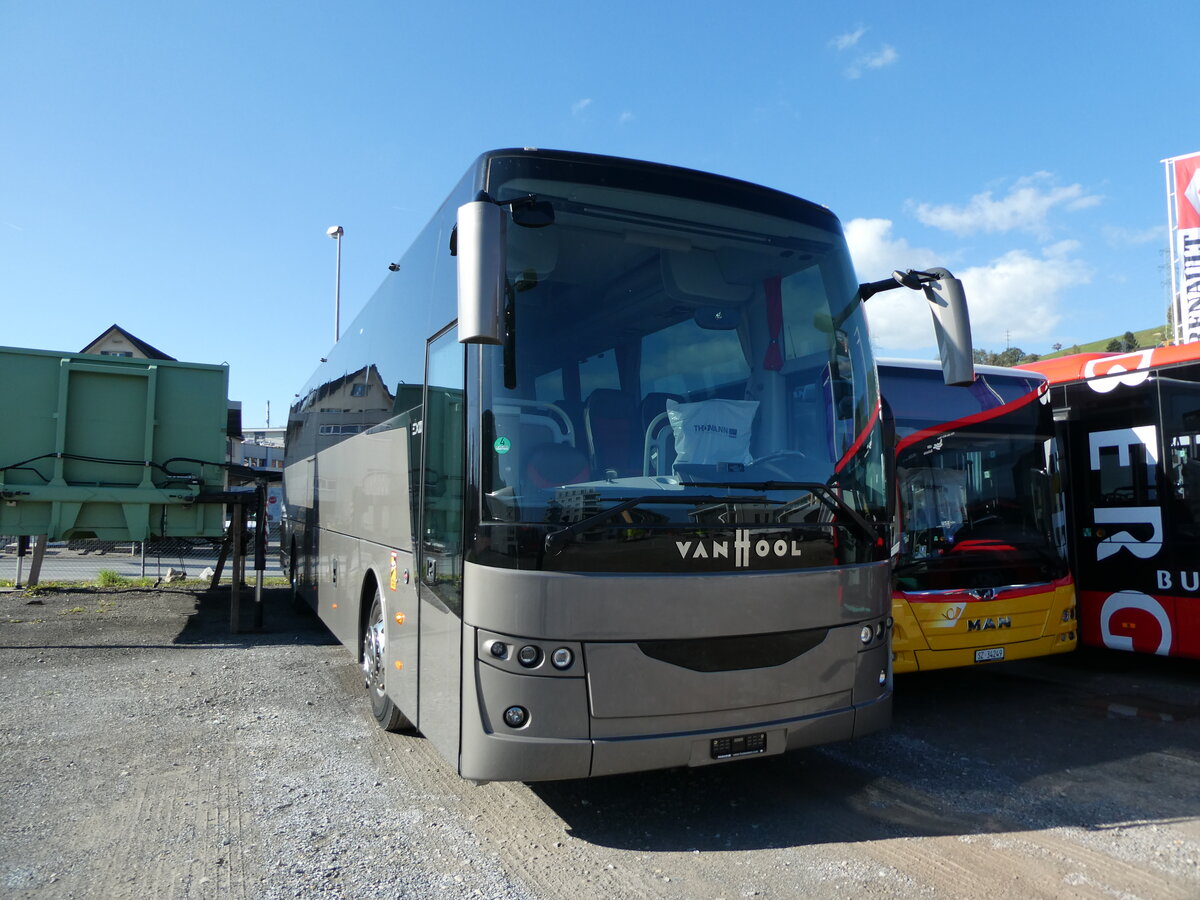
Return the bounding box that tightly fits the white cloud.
[1103,224,1162,247]
[845,217,939,278]
[846,218,1092,354]
[913,173,1103,239]
[831,26,867,50]
[571,98,593,116]
[844,43,898,78]
[831,25,896,78]
[862,44,898,71]
[618,110,634,125]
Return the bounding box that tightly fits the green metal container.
[0,346,229,540]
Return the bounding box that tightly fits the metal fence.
[1,532,283,585]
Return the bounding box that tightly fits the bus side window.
[1163,380,1200,535]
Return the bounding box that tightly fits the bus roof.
[879,357,1046,383]
[1016,341,1200,385]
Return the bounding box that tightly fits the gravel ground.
[2,586,1198,900]
[0,588,535,899]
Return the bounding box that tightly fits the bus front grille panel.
[636,628,829,672]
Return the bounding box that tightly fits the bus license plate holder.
[710,732,767,760]
[975,647,1005,663]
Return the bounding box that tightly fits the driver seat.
[584,389,642,478]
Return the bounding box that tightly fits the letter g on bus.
[1099,590,1172,656]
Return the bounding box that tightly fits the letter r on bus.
[1094,507,1163,561]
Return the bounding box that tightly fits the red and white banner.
[1167,151,1200,343]
[1174,152,1200,231]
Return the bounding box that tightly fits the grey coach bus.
[283,148,974,782]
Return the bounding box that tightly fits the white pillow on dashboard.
[666,399,758,466]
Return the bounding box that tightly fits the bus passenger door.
[417,325,467,764]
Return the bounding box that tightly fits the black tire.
[362,587,414,732]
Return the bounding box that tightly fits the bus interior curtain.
[763,276,783,372]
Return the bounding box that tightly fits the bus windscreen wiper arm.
[543,483,879,554]
[543,495,748,555]
[685,481,880,545]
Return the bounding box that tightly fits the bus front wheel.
[363,588,414,732]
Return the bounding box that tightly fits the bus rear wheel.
[363,588,414,732]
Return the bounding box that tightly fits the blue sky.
[3,1,1197,426]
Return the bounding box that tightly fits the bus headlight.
[551,647,574,670]
[860,625,874,644]
[517,645,543,668]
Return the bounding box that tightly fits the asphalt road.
[1,587,1197,899]
[1,538,283,584]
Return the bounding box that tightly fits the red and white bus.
[1020,343,1200,659]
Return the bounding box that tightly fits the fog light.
[551,647,574,670]
[878,670,888,686]
[489,641,508,659]
[860,625,873,644]
[503,705,529,728]
[517,645,542,668]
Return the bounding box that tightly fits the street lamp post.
[327,225,344,342]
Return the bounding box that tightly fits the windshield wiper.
[543,483,880,555]
[683,480,880,545]
[544,495,750,555]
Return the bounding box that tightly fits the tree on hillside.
[973,347,1039,366]
[1106,339,1123,352]
[1122,331,1139,351]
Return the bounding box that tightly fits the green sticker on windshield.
[494,436,512,455]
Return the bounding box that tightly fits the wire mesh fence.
[1,531,284,586]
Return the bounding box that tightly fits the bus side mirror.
[921,268,975,386]
[455,198,507,345]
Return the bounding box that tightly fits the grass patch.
[95,570,156,589]
[1041,326,1169,359]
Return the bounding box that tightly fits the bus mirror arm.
[858,269,926,301]
[858,268,975,387]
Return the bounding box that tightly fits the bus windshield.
[889,371,1067,591]
[477,155,884,569]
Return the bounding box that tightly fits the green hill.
[1038,326,1169,360]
